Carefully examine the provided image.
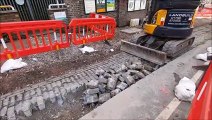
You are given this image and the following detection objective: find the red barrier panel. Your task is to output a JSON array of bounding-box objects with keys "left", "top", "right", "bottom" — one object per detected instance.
[
  {"left": 69, "top": 13, "right": 116, "bottom": 45},
  {"left": 196, "top": 7, "right": 212, "bottom": 18},
  {"left": 188, "top": 61, "right": 212, "bottom": 120},
  {"left": 0, "top": 20, "right": 69, "bottom": 61}
]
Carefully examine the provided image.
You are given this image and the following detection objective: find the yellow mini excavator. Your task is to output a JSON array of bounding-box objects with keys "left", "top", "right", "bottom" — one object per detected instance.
[{"left": 121, "top": 0, "right": 201, "bottom": 65}]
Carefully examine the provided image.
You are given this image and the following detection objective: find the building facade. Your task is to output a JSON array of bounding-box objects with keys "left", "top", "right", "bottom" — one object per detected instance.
[{"left": 64, "top": 0, "right": 148, "bottom": 27}]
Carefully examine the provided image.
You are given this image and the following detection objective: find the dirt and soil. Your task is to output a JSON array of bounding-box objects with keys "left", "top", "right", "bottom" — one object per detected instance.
[
  {"left": 0, "top": 19, "right": 210, "bottom": 95},
  {"left": 0, "top": 26, "right": 138, "bottom": 95}
]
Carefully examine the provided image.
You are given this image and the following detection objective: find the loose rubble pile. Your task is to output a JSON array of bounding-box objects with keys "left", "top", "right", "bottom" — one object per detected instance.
[{"left": 83, "top": 57, "right": 155, "bottom": 105}]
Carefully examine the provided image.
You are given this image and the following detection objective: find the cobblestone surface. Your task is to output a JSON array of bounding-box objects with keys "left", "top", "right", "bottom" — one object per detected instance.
[{"left": 0, "top": 52, "right": 134, "bottom": 119}]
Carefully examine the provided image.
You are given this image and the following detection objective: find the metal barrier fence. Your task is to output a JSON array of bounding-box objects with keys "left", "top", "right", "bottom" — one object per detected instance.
[
  {"left": 0, "top": 0, "right": 64, "bottom": 21},
  {"left": 0, "top": 13, "right": 116, "bottom": 61},
  {"left": 69, "top": 13, "right": 116, "bottom": 45},
  {"left": 0, "top": 20, "right": 69, "bottom": 61}
]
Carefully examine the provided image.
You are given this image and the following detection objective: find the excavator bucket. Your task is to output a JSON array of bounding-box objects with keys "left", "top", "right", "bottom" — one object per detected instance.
[{"left": 121, "top": 40, "right": 167, "bottom": 65}]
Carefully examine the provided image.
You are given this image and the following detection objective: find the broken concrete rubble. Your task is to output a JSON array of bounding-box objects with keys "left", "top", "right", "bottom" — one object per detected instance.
[
  {"left": 98, "top": 76, "right": 108, "bottom": 84},
  {"left": 83, "top": 57, "right": 155, "bottom": 105},
  {"left": 122, "top": 74, "right": 135, "bottom": 85},
  {"left": 95, "top": 69, "right": 105, "bottom": 76},
  {"left": 98, "top": 93, "right": 111, "bottom": 103},
  {"left": 83, "top": 94, "right": 99, "bottom": 105},
  {"left": 87, "top": 80, "right": 99, "bottom": 89},
  {"left": 107, "top": 77, "right": 118, "bottom": 90},
  {"left": 84, "top": 88, "right": 100, "bottom": 95},
  {"left": 111, "top": 89, "right": 121, "bottom": 97},
  {"left": 116, "top": 82, "right": 128, "bottom": 90}
]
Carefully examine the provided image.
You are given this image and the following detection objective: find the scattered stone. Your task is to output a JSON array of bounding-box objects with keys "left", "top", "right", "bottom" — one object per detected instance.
[
  {"left": 30, "top": 96, "right": 37, "bottom": 109},
  {"left": 118, "top": 75, "right": 125, "bottom": 82},
  {"left": 51, "top": 82, "right": 57, "bottom": 88},
  {"left": 56, "top": 95, "right": 64, "bottom": 106},
  {"left": 116, "top": 82, "right": 128, "bottom": 90},
  {"left": 7, "top": 106, "right": 16, "bottom": 120},
  {"left": 83, "top": 94, "right": 98, "bottom": 105},
  {"left": 24, "top": 91, "right": 31, "bottom": 100},
  {"left": 0, "top": 106, "right": 7, "bottom": 117},
  {"left": 54, "top": 87, "right": 61, "bottom": 97},
  {"left": 87, "top": 80, "right": 99, "bottom": 89},
  {"left": 30, "top": 89, "right": 36, "bottom": 96},
  {"left": 103, "top": 72, "right": 112, "bottom": 78},
  {"left": 95, "top": 69, "right": 105, "bottom": 76},
  {"left": 40, "top": 86, "right": 47, "bottom": 92},
  {"left": 46, "top": 84, "right": 53, "bottom": 91},
  {"left": 3, "top": 97, "right": 9, "bottom": 106},
  {"left": 107, "top": 77, "right": 117, "bottom": 90},
  {"left": 22, "top": 100, "right": 32, "bottom": 117},
  {"left": 0, "top": 100, "right": 2, "bottom": 109},
  {"left": 98, "top": 93, "right": 111, "bottom": 103},
  {"left": 70, "top": 83, "right": 79, "bottom": 93},
  {"left": 98, "top": 84, "right": 106, "bottom": 93},
  {"left": 122, "top": 74, "right": 135, "bottom": 85},
  {"left": 43, "top": 92, "right": 49, "bottom": 101},
  {"left": 9, "top": 96, "right": 15, "bottom": 107},
  {"left": 37, "top": 96, "right": 45, "bottom": 110},
  {"left": 143, "top": 64, "right": 154, "bottom": 72},
  {"left": 98, "top": 76, "right": 108, "bottom": 84},
  {"left": 121, "top": 64, "right": 128, "bottom": 71},
  {"left": 108, "top": 69, "right": 116, "bottom": 74},
  {"left": 84, "top": 88, "right": 100, "bottom": 95},
  {"left": 142, "top": 69, "right": 151, "bottom": 76},
  {"left": 64, "top": 83, "right": 71, "bottom": 93},
  {"left": 56, "top": 81, "right": 62, "bottom": 87},
  {"left": 36, "top": 88, "right": 42, "bottom": 96},
  {"left": 49, "top": 91, "right": 56, "bottom": 103},
  {"left": 60, "top": 87, "right": 67, "bottom": 99},
  {"left": 15, "top": 102, "right": 22, "bottom": 115},
  {"left": 16, "top": 94, "right": 23, "bottom": 102},
  {"left": 111, "top": 89, "right": 121, "bottom": 97},
  {"left": 128, "top": 70, "right": 145, "bottom": 79}
]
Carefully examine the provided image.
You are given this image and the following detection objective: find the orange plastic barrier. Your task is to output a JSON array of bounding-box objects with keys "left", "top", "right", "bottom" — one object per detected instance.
[
  {"left": 69, "top": 13, "right": 116, "bottom": 45},
  {"left": 0, "top": 14, "right": 116, "bottom": 61},
  {"left": 188, "top": 61, "right": 212, "bottom": 120},
  {"left": 0, "top": 20, "right": 69, "bottom": 61},
  {"left": 196, "top": 7, "right": 212, "bottom": 18}
]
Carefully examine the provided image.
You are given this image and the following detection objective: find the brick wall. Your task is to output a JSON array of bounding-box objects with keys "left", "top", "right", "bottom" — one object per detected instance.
[
  {"left": 64, "top": 0, "right": 148, "bottom": 27},
  {"left": 0, "top": 10, "right": 21, "bottom": 22}
]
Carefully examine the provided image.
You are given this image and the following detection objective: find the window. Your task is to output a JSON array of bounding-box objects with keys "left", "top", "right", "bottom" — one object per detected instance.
[
  {"left": 84, "top": 0, "right": 116, "bottom": 14},
  {"left": 128, "top": 0, "right": 146, "bottom": 11}
]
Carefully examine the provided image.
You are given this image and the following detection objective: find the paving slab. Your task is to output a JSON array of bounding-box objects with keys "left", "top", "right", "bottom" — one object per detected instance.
[
  {"left": 80, "top": 40, "right": 211, "bottom": 119},
  {"left": 120, "top": 28, "right": 142, "bottom": 34}
]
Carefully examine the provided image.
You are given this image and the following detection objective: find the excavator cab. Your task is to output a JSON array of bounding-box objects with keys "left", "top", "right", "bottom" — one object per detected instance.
[
  {"left": 144, "top": 0, "right": 200, "bottom": 38},
  {"left": 121, "top": 0, "right": 201, "bottom": 65}
]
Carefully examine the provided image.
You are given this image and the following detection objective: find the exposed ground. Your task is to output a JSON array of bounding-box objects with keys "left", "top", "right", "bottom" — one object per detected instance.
[{"left": 0, "top": 18, "right": 211, "bottom": 120}]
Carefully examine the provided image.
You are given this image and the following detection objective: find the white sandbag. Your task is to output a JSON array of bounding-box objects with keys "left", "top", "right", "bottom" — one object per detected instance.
[
  {"left": 175, "top": 77, "right": 196, "bottom": 102},
  {"left": 195, "top": 53, "right": 208, "bottom": 61},
  {"left": 79, "top": 46, "right": 96, "bottom": 54},
  {"left": 1, "top": 58, "right": 27, "bottom": 73},
  {"left": 207, "top": 47, "right": 212, "bottom": 53}
]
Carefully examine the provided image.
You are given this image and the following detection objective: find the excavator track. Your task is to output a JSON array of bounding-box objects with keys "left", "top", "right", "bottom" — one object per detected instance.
[
  {"left": 162, "top": 37, "right": 195, "bottom": 58},
  {"left": 121, "top": 35, "right": 195, "bottom": 65}
]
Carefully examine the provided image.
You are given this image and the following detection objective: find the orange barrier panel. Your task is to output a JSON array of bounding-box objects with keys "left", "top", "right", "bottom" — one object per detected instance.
[
  {"left": 69, "top": 13, "right": 116, "bottom": 45},
  {"left": 188, "top": 61, "right": 212, "bottom": 120},
  {"left": 0, "top": 20, "right": 69, "bottom": 61},
  {"left": 196, "top": 7, "right": 212, "bottom": 18}
]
